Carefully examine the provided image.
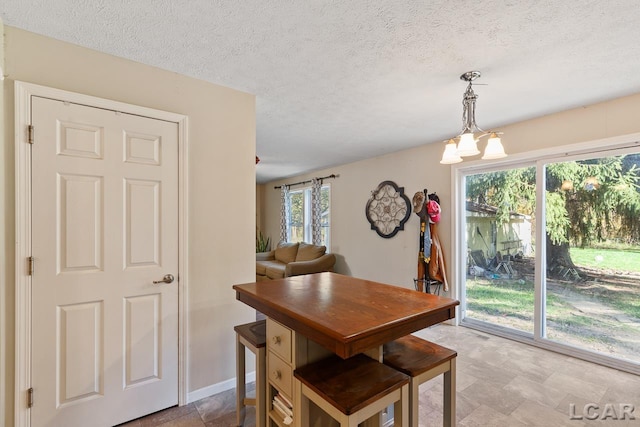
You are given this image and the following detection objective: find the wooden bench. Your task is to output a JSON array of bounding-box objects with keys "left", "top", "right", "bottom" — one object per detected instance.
[
  {"left": 234, "top": 320, "right": 267, "bottom": 427},
  {"left": 383, "top": 335, "right": 457, "bottom": 427},
  {"left": 294, "top": 353, "right": 410, "bottom": 426}
]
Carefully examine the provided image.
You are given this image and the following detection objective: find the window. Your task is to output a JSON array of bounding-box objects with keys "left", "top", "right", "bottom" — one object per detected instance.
[
  {"left": 287, "top": 184, "right": 331, "bottom": 248},
  {"left": 457, "top": 139, "right": 640, "bottom": 374}
]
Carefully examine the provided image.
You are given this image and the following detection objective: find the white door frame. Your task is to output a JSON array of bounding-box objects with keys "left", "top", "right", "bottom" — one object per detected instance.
[{"left": 14, "top": 81, "right": 189, "bottom": 427}]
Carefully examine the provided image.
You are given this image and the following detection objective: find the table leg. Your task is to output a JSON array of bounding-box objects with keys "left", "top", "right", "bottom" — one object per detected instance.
[{"left": 236, "top": 336, "right": 246, "bottom": 426}]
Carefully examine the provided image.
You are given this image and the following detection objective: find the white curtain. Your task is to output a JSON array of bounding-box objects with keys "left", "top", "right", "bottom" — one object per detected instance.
[
  {"left": 311, "top": 178, "right": 322, "bottom": 245},
  {"left": 279, "top": 185, "right": 290, "bottom": 243}
]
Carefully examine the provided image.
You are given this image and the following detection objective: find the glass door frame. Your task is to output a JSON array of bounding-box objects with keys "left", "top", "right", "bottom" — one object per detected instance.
[{"left": 452, "top": 132, "right": 640, "bottom": 376}]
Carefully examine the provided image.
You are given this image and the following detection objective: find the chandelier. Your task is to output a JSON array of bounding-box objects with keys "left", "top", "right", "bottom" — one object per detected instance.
[{"left": 440, "top": 71, "right": 507, "bottom": 164}]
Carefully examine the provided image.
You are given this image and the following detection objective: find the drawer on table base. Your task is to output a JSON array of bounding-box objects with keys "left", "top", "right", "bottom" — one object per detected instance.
[
  {"left": 267, "top": 319, "right": 292, "bottom": 362},
  {"left": 268, "top": 352, "right": 293, "bottom": 399}
]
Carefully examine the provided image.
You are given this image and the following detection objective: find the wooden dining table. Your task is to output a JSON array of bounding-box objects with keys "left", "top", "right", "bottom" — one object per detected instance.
[
  {"left": 233, "top": 272, "right": 459, "bottom": 426},
  {"left": 234, "top": 272, "right": 459, "bottom": 358}
]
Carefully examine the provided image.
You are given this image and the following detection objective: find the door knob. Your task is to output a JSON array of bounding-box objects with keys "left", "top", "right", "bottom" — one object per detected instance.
[{"left": 153, "top": 274, "right": 175, "bottom": 284}]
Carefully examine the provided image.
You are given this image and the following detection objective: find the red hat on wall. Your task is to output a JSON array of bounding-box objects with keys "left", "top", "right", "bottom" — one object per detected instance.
[{"left": 427, "top": 200, "right": 441, "bottom": 223}]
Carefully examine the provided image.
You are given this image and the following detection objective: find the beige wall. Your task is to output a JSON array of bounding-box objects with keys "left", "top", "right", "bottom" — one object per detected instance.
[
  {"left": 258, "top": 91, "right": 640, "bottom": 293},
  {"left": 260, "top": 142, "right": 453, "bottom": 288},
  {"left": 1, "top": 18, "right": 8, "bottom": 427},
  {"left": 2, "top": 26, "right": 256, "bottom": 425}
]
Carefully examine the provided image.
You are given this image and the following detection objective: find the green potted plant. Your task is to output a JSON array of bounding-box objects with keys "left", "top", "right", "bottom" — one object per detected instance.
[{"left": 256, "top": 230, "right": 271, "bottom": 253}]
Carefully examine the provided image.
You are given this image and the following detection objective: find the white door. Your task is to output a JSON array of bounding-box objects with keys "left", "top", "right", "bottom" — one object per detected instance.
[{"left": 30, "top": 96, "right": 179, "bottom": 427}]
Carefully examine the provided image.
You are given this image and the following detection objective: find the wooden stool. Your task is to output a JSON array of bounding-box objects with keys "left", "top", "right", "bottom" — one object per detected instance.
[
  {"left": 234, "top": 320, "right": 267, "bottom": 427},
  {"left": 294, "top": 353, "right": 409, "bottom": 427},
  {"left": 383, "top": 335, "right": 457, "bottom": 427}
]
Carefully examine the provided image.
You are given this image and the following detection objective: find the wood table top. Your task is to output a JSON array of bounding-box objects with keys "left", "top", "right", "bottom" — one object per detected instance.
[{"left": 233, "top": 272, "right": 459, "bottom": 358}]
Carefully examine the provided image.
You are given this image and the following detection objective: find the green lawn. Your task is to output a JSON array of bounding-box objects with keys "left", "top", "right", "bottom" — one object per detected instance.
[
  {"left": 466, "top": 277, "right": 640, "bottom": 359},
  {"left": 569, "top": 247, "right": 640, "bottom": 318},
  {"left": 465, "top": 279, "right": 575, "bottom": 323},
  {"left": 466, "top": 279, "right": 536, "bottom": 332},
  {"left": 570, "top": 247, "right": 640, "bottom": 273},
  {"left": 467, "top": 276, "right": 640, "bottom": 321},
  {"left": 466, "top": 280, "right": 534, "bottom": 320},
  {"left": 467, "top": 245, "right": 640, "bottom": 324}
]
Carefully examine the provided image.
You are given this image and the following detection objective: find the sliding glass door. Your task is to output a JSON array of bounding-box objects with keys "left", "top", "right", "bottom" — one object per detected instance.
[
  {"left": 460, "top": 144, "right": 640, "bottom": 372},
  {"left": 464, "top": 166, "right": 536, "bottom": 334},
  {"left": 544, "top": 153, "right": 640, "bottom": 364}
]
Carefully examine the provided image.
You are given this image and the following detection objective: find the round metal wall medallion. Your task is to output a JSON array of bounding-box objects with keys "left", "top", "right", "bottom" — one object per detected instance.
[{"left": 365, "top": 181, "right": 412, "bottom": 238}]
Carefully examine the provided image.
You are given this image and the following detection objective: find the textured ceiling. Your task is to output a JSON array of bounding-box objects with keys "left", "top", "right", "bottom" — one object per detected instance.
[{"left": 3, "top": 1, "right": 640, "bottom": 183}]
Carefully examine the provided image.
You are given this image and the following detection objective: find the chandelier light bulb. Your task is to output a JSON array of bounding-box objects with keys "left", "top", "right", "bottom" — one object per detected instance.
[
  {"left": 481, "top": 133, "right": 507, "bottom": 160},
  {"left": 457, "top": 132, "right": 480, "bottom": 156},
  {"left": 440, "top": 139, "right": 463, "bottom": 164}
]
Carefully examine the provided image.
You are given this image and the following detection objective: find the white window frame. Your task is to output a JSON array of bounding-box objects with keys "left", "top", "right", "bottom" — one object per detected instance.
[{"left": 286, "top": 183, "right": 331, "bottom": 248}]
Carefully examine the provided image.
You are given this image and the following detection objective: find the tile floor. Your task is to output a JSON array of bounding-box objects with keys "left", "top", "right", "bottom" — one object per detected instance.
[{"left": 121, "top": 324, "right": 640, "bottom": 426}]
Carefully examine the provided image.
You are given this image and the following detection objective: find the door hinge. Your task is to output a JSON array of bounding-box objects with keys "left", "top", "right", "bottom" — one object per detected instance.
[
  {"left": 27, "top": 387, "right": 34, "bottom": 408},
  {"left": 28, "top": 125, "right": 34, "bottom": 144},
  {"left": 28, "top": 256, "right": 35, "bottom": 276}
]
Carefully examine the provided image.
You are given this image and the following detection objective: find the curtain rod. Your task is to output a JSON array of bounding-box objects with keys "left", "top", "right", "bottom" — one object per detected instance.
[{"left": 274, "top": 174, "right": 339, "bottom": 189}]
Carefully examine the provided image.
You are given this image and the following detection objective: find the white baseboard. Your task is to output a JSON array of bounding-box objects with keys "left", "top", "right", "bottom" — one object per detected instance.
[{"left": 186, "top": 371, "right": 256, "bottom": 404}]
